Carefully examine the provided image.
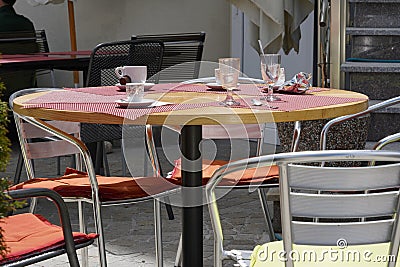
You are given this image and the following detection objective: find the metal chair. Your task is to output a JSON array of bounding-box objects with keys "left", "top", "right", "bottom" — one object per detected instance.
[
  {"left": 80, "top": 39, "right": 164, "bottom": 176},
  {"left": 320, "top": 96, "right": 400, "bottom": 152},
  {"left": 1, "top": 188, "right": 97, "bottom": 267},
  {"left": 9, "top": 88, "right": 179, "bottom": 267},
  {"left": 146, "top": 123, "right": 280, "bottom": 266},
  {"left": 131, "top": 32, "right": 205, "bottom": 82},
  {"left": 206, "top": 150, "right": 400, "bottom": 267},
  {"left": 34, "top": 29, "right": 56, "bottom": 87}
]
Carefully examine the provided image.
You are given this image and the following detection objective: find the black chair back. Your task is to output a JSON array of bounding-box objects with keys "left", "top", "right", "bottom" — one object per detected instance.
[
  {"left": 131, "top": 32, "right": 205, "bottom": 82},
  {"left": 86, "top": 39, "right": 164, "bottom": 86}
]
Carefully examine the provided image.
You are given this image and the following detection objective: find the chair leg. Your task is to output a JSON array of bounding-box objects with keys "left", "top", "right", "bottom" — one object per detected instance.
[
  {"left": 174, "top": 234, "right": 182, "bottom": 267},
  {"left": 92, "top": 201, "right": 107, "bottom": 267},
  {"left": 102, "top": 142, "right": 110, "bottom": 177},
  {"left": 78, "top": 200, "right": 89, "bottom": 267},
  {"left": 57, "top": 156, "right": 61, "bottom": 175},
  {"left": 14, "top": 152, "right": 24, "bottom": 185},
  {"left": 121, "top": 147, "right": 127, "bottom": 176},
  {"left": 257, "top": 188, "right": 276, "bottom": 241},
  {"left": 154, "top": 199, "right": 163, "bottom": 267}
]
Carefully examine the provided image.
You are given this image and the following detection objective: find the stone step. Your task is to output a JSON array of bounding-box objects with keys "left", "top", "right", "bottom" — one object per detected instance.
[
  {"left": 347, "top": 27, "right": 400, "bottom": 35},
  {"left": 342, "top": 61, "right": 400, "bottom": 72},
  {"left": 341, "top": 62, "right": 400, "bottom": 99},
  {"left": 367, "top": 100, "right": 400, "bottom": 141},
  {"left": 346, "top": 27, "right": 400, "bottom": 59},
  {"left": 349, "top": 0, "right": 400, "bottom": 3},
  {"left": 350, "top": 2, "right": 400, "bottom": 27}
]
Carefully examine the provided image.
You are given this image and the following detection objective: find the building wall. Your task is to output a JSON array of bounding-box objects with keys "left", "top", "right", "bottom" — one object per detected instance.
[{"left": 14, "top": 0, "right": 231, "bottom": 87}]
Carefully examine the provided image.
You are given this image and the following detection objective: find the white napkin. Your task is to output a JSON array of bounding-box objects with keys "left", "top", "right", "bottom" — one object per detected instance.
[{"left": 149, "top": 101, "right": 173, "bottom": 107}]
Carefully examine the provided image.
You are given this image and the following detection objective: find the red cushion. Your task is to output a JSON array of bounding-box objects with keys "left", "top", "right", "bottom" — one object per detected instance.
[
  {"left": 0, "top": 213, "right": 98, "bottom": 264},
  {"left": 9, "top": 168, "right": 177, "bottom": 201},
  {"left": 169, "top": 159, "right": 279, "bottom": 186}
]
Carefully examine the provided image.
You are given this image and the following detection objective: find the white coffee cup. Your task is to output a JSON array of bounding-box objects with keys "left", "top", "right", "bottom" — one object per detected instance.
[
  {"left": 115, "top": 66, "right": 147, "bottom": 83},
  {"left": 126, "top": 83, "right": 145, "bottom": 102}
]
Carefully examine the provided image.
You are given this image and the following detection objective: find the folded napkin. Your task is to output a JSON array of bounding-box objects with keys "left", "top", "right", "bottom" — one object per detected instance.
[
  {"left": 274, "top": 72, "right": 312, "bottom": 94},
  {"left": 149, "top": 101, "right": 172, "bottom": 107}
]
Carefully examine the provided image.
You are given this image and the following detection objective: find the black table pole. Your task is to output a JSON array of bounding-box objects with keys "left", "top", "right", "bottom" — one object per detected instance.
[{"left": 181, "top": 125, "right": 203, "bottom": 266}]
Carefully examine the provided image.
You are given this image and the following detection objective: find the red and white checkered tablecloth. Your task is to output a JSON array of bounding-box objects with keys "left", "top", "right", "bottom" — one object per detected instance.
[{"left": 23, "top": 89, "right": 365, "bottom": 122}]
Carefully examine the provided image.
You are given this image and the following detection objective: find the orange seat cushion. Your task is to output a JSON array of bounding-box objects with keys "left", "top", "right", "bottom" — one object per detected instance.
[
  {"left": 0, "top": 213, "right": 98, "bottom": 264},
  {"left": 169, "top": 159, "right": 279, "bottom": 186},
  {"left": 9, "top": 168, "right": 177, "bottom": 201}
]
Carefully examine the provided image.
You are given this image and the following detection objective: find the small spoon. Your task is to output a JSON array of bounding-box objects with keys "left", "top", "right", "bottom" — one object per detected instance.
[
  {"left": 251, "top": 99, "right": 263, "bottom": 106},
  {"left": 251, "top": 99, "right": 279, "bottom": 109}
]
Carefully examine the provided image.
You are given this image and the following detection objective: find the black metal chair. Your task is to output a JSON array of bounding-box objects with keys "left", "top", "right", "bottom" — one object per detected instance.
[
  {"left": 13, "top": 30, "right": 64, "bottom": 185},
  {"left": 80, "top": 40, "right": 164, "bottom": 176},
  {"left": 34, "top": 29, "right": 56, "bottom": 86},
  {"left": 130, "top": 32, "right": 206, "bottom": 176},
  {"left": 131, "top": 32, "right": 206, "bottom": 82},
  {"left": 1, "top": 188, "right": 97, "bottom": 267}
]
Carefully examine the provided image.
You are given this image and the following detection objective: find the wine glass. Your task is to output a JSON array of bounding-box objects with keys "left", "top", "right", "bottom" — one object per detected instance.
[
  {"left": 218, "top": 58, "right": 240, "bottom": 106},
  {"left": 260, "top": 54, "right": 281, "bottom": 102}
]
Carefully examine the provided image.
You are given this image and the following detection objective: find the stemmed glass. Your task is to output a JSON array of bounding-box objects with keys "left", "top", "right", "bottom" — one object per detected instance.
[
  {"left": 218, "top": 58, "right": 240, "bottom": 106},
  {"left": 260, "top": 54, "right": 281, "bottom": 102}
]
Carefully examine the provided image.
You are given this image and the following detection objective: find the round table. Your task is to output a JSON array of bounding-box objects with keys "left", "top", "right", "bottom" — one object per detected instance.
[{"left": 13, "top": 88, "right": 368, "bottom": 267}]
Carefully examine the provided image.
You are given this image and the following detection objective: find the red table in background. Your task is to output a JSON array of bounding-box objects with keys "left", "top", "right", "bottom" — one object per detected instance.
[{"left": 0, "top": 51, "right": 91, "bottom": 82}]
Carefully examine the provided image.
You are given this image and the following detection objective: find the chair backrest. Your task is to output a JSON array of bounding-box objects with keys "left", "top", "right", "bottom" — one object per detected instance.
[
  {"left": 207, "top": 150, "right": 400, "bottom": 267},
  {"left": 0, "top": 31, "right": 39, "bottom": 100},
  {"left": 15, "top": 117, "right": 81, "bottom": 178},
  {"left": 35, "top": 29, "right": 50, "bottom": 53},
  {"left": 276, "top": 150, "right": 400, "bottom": 267},
  {"left": 0, "top": 30, "right": 38, "bottom": 54},
  {"left": 11, "top": 90, "right": 82, "bottom": 179},
  {"left": 86, "top": 39, "right": 164, "bottom": 86},
  {"left": 131, "top": 32, "right": 205, "bottom": 82}
]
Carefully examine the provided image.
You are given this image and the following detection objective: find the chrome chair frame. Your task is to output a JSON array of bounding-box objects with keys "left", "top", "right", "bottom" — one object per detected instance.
[
  {"left": 206, "top": 150, "right": 400, "bottom": 267},
  {"left": 320, "top": 96, "right": 400, "bottom": 151},
  {"left": 10, "top": 88, "right": 180, "bottom": 267},
  {"left": 146, "top": 123, "right": 283, "bottom": 266},
  {"left": 374, "top": 132, "right": 400, "bottom": 151}
]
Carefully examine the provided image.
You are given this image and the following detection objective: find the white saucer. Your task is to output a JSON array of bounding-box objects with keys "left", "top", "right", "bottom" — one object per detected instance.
[
  {"left": 115, "top": 83, "right": 155, "bottom": 91},
  {"left": 206, "top": 83, "right": 240, "bottom": 90},
  {"left": 115, "top": 98, "right": 155, "bottom": 108}
]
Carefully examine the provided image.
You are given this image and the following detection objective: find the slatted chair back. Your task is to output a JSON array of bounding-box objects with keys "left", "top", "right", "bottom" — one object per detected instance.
[
  {"left": 15, "top": 116, "right": 81, "bottom": 179},
  {"left": 206, "top": 150, "right": 400, "bottom": 267},
  {"left": 35, "top": 29, "right": 50, "bottom": 53},
  {"left": 277, "top": 150, "right": 400, "bottom": 267},
  {"left": 131, "top": 32, "right": 205, "bottom": 82}
]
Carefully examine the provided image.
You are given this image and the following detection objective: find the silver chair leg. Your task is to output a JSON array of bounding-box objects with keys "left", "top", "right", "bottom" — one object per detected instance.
[
  {"left": 154, "top": 199, "right": 163, "bottom": 267},
  {"left": 257, "top": 188, "right": 276, "bottom": 241},
  {"left": 174, "top": 234, "right": 182, "bottom": 267},
  {"left": 102, "top": 142, "right": 110, "bottom": 177},
  {"left": 78, "top": 200, "right": 89, "bottom": 267},
  {"left": 92, "top": 201, "right": 107, "bottom": 267}
]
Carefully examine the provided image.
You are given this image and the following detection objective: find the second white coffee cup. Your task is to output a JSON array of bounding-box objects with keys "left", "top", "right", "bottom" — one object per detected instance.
[
  {"left": 126, "top": 83, "right": 145, "bottom": 102},
  {"left": 115, "top": 66, "right": 147, "bottom": 83}
]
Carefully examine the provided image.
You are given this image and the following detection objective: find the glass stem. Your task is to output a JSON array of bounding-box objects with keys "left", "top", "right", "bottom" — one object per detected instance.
[
  {"left": 225, "top": 89, "right": 234, "bottom": 102},
  {"left": 268, "top": 84, "right": 273, "bottom": 97}
]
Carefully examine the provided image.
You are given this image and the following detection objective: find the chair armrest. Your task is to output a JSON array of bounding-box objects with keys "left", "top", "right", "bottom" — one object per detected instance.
[
  {"left": 320, "top": 96, "right": 400, "bottom": 150},
  {"left": 373, "top": 132, "right": 400, "bottom": 151},
  {"left": 7, "top": 188, "right": 80, "bottom": 266}
]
